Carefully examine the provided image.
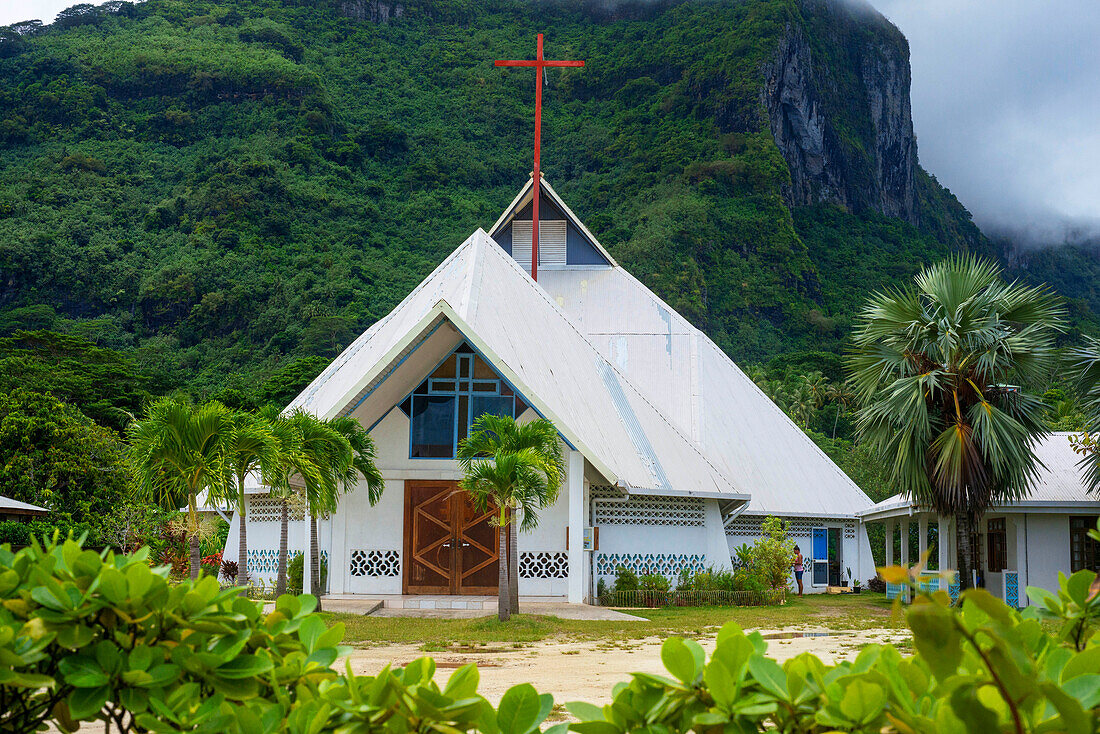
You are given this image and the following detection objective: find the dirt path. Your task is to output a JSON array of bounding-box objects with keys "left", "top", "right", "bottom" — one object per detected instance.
[{"left": 343, "top": 627, "right": 910, "bottom": 706}]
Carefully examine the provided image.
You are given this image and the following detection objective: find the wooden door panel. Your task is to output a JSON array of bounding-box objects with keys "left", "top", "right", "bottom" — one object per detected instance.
[
  {"left": 404, "top": 482, "right": 456, "bottom": 594},
  {"left": 457, "top": 495, "right": 499, "bottom": 594},
  {"left": 403, "top": 481, "right": 499, "bottom": 595}
]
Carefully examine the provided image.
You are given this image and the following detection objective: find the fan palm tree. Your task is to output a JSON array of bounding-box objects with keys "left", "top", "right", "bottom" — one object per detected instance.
[
  {"left": 1065, "top": 336, "right": 1100, "bottom": 486},
  {"left": 458, "top": 415, "right": 564, "bottom": 621},
  {"left": 848, "top": 256, "right": 1064, "bottom": 591},
  {"left": 216, "top": 409, "right": 281, "bottom": 588},
  {"left": 128, "top": 397, "right": 230, "bottom": 580}
]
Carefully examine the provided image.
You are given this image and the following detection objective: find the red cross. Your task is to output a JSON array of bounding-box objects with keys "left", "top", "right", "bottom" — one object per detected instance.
[{"left": 496, "top": 34, "right": 584, "bottom": 281}]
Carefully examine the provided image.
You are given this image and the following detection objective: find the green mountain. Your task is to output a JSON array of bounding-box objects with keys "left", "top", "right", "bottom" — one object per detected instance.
[{"left": 0, "top": 0, "right": 1056, "bottom": 398}]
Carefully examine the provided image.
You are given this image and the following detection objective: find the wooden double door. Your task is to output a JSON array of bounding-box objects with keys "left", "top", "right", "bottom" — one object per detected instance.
[{"left": 403, "top": 481, "right": 499, "bottom": 594}]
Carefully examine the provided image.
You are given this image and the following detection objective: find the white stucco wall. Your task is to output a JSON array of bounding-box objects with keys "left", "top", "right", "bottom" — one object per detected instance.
[
  {"left": 1023, "top": 513, "right": 1072, "bottom": 595},
  {"left": 725, "top": 515, "right": 873, "bottom": 595}
]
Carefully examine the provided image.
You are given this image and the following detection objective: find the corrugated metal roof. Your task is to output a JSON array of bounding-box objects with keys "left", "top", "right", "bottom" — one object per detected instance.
[
  {"left": 539, "top": 265, "right": 874, "bottom": 517},
  {"left": 0, "top": 495, "right": 48, "bottom": 514},
  {"left": 859, "top": 432, "right": 1100, "bottom": 518},
  {"left": 288, "top": 230, "right": 748, "bottom": 502}
]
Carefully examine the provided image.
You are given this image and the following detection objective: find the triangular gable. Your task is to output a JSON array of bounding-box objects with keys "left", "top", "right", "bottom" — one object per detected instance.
[
  {"left": 287, "top": 229, "right": 747, "bottom": 503},
  {"left": 488, "top": 177, "right": 616, "bottom": 268}
]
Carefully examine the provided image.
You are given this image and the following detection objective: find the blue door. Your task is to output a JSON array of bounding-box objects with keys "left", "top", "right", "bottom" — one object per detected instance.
[{"left": 811, "top": 527, "right": 829, "bottom": 586}]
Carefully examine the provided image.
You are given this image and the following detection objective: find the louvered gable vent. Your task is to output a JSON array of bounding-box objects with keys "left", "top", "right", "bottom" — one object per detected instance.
[{"left": 511, "top": 220, "right": 567, "bottom": 274}]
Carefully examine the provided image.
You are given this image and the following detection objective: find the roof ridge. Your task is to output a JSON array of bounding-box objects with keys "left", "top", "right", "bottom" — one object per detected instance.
[{"left": 478, "top": 240, "right": 746, "bottom": 495}]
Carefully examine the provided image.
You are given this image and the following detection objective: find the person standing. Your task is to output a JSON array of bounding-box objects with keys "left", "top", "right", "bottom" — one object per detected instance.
[{"left": 793, "top": 545, "right": 804, "bottom": 597}]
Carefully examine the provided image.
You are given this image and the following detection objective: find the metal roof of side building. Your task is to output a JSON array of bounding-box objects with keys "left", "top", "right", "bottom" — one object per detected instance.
[
  {"left": 859, "top": 432, "right": 1100, "bottom": 520},
  {"left": 0, "top": 495, "right": 49, "bottom": 515}
]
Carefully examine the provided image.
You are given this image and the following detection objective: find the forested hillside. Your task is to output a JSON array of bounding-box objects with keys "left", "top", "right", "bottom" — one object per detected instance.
[{"left": 0, "top": 0, "right": 1090, "bottom": 403}]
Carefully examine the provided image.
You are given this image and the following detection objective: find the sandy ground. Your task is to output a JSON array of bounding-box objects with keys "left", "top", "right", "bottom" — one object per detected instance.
[{"left": 343, "top": 627, "right": 911, "bottom": 707}]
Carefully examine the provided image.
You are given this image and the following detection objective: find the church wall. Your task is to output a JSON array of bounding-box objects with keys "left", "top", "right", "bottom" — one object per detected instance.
[
  {"left": 223, "top": 497, "right": 308, "bottom": 589},
  {"left": 322, "top": 404, "right": 579, "bottom": 597},
  {"left": 725, "top": 514, "right": 869, "bottom": 595}
]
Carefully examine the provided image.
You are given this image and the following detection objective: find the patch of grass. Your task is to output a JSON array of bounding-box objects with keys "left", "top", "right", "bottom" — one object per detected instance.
[{"left": 331, "top": 593, "right": 900, "bottom": 647}]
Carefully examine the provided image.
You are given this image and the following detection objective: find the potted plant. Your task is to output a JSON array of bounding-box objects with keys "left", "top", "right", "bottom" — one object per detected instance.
[
  {"left": 845, "top": 566, "right": 855, "bottom": 592},
  {"left": 852, "top": 577, "right": 862, "bottom": 594}
]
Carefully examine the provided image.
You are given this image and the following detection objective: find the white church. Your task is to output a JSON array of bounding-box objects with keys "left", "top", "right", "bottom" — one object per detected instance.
[{"left": 222, "top": 177, "right": 877, "bottom": 605}]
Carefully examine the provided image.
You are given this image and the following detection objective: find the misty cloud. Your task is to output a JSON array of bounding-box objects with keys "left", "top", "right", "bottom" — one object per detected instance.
[{"left": 869, "top": 0, "right": 1100, "bottom": 244}]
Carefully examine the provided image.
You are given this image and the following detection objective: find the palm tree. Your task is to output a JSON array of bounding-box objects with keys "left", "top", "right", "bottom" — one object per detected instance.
[
  {"left": 261, "top": 410, "right": 383, "bottom": 608},
  {"left": 848, "top": 256, "right": 1064, "bottom": 591},
  {"left": 1065, "top": 336, "right": 1100, "bottom": 486},
  {"left": 216, "top": 409, "right": 280, "bottom": 588},
  {"left": 825, "top": 380, "right": 857, "bottom": 438},
  {"left": 458, "top": 414, "right": 564, "bottom": 621},
  {"left": 128, "top": 397, "right": 230, "bottom": 580}
]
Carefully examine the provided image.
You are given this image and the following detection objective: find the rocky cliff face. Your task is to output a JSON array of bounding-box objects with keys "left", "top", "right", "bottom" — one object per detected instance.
[{"left": 763, "top": 0, "right": 917, "bottom": 224}]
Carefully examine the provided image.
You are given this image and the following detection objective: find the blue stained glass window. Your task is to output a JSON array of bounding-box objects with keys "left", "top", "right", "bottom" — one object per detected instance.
[
  {"left": 410, "top": 395, "right": 456, "bottom": 457},
  {"left": 407, "top": 344, "right": 538, "bottom": 458}
]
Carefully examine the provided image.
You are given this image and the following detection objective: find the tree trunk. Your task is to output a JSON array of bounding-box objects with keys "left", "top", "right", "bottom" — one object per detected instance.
[
  {"left": 508, "top": 510, "right": 519, "bottom": 616},
  {"left": 188, "top": 495, "right": 201, "bottom": 581},
  {"left": 189, "top": 533, "right": 201, "bottom": 581},
  {"left": 237, "top": 479, "right": 248, "bottom": 589},
  {"left": 497, "top": 513, "right": 510, "bottom": 622},
  {"left": 276, "top": 499, "right": 288, "bottom": 597},
  {"left": 310, "top": 513, "right": 322, "bottom": 612},
  {"left": 956, "top": 510, "right": 975, "bottom": 592}
]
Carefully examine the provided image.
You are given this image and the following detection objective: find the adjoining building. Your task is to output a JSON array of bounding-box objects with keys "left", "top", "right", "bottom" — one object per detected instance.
[
  {"left": 860, "top": 432, "right": 1100, "bottom": 607},
  {"left": 0, "top": 495, "right": 48, "bottom": 524},
  {"left": 223, "top": 179, "right": 877, "bottom": 602}
]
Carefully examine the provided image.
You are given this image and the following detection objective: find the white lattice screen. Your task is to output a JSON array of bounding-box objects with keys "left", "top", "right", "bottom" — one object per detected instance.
[
  {"left": 519, "top": 552, "right": 568, "bottom": 579},
  {"left": 595, "top": 553, "right": 706, "bottom": 578},
  {"left": 248, "top": 497, "right": 304, "bottom": 523},
  {"left": 594, "top": 495, "right": 705, "bottom": 527},
  {"left": 350, "top": 550, "right": 400, "bottom": 577},
  {"left": 725, "top": 515, "right": 857, "bottom": 539}
]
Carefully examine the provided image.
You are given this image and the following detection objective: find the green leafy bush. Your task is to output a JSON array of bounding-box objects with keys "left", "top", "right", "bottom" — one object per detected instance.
[
  {"left": 4, "top": 534, "right": 1100, "bottom": 732},
  {"left": 0, "top": 535, "right": 347, "bottom": 732},
  {"left": 287, "top": 551, "right": 327, "bottom": 595},
  {"left": 612, "top": 565, "right": 639, "bottom": 593}
]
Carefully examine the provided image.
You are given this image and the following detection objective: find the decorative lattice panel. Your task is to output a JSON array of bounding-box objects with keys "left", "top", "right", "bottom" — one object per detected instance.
[
  {"left": 248, "top": 497, "right": 304, "bottom": 523},
  {"left": 594, "top": 495, "right": 705, "bottom": 527},
  {"left": 725, "top": 516, "right": 858, "bottom": 539},
  {"left": 1005, "top": 571, "right": 1019, "bottom": 608},
  {"left": 245, "top": 548, "right": 326, "bottom": 575},
  {"left": 247, "top": 549, "right": 279, "bottom": 573},
  {"left": 519, "top": 552, "right": 568, "bottom": 579},
  {"left": 596, "top": 553, "right": 706, "bottom": 578},
  {"left": 350, "top": 550, "right": 400, "bottom": 577}
]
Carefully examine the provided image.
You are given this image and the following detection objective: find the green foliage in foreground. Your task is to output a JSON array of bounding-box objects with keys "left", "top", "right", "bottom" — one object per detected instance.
[{"left": 3, "top": 536, "right": 1100, "bottom": 732}]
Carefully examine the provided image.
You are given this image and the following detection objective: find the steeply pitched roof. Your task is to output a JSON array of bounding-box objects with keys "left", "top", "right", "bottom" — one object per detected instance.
[
  {"left": 538, "top": 265, "right": 874, "bottom": 517},
  {"left": 288, "top": 229, "right": 748, "bottom": 502}
]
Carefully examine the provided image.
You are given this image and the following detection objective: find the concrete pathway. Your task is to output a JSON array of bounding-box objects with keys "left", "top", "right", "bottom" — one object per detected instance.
[{"left": 312, "top": 595, "right": 642, "bottom": 621}]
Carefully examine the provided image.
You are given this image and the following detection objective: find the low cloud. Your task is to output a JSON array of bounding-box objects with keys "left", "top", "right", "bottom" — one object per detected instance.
[{"left": 869, "top": 0, "right": 1100, "bottom": 247}]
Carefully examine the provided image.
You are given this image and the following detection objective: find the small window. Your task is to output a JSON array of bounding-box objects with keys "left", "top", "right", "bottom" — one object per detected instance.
[
  {"left": 987, "top": 518, "right": 1007, "bottom": 572},
  {"left": 1070, "top": 516, "right": 1100, "bottom": 573}
]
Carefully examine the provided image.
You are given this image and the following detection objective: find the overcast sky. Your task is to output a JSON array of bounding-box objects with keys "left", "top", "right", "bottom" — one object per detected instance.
[
  {"left": 866, "top": 0, "right": 1100, "bottom": 242},
  {"left": 4, "top": 0, "right": 1098, "bottom": 242}
]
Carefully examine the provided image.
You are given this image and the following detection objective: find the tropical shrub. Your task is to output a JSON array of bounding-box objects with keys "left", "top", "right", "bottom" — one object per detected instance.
[
  {"left": 287, "top": 551, "right": 327, "bottom": 595},
  {"left": 612, "top": 565, "right": 640, "bottom": 593},
  {"left": 4, "top": 533, "right": 1100, "bottom": 732},
  {"left": 639, "top": 573, "right": 672, "bottom": 592},
  {"left": 0, "top": 535, "right": 347, "bottom": 733},
  {"left": 752, "top": 516, "right": 797, "bottom": 590}
]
